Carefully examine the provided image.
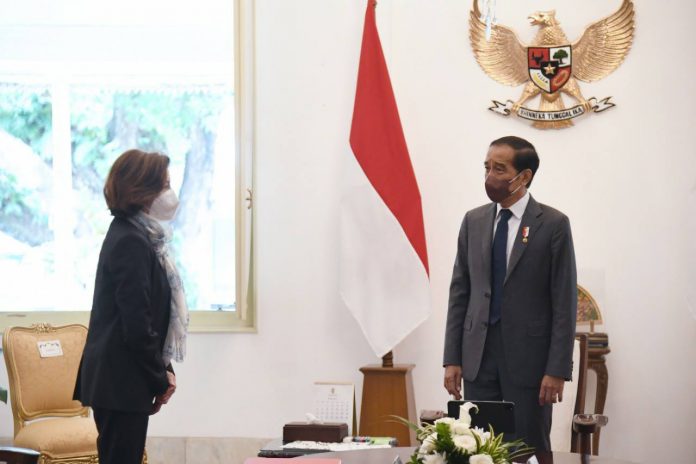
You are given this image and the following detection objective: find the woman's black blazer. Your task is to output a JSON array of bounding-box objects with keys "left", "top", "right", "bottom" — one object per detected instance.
[{"left": 74, "top": 216, "right": 171, "bottom": 413}]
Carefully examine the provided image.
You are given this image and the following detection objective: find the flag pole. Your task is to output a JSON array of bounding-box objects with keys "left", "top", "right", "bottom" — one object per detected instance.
[
  {"left": 348, "top": 0, "right": 426, "bottom": 446},
  {"left": 382, "top": 350, "right": 393, "bottom": 368}
]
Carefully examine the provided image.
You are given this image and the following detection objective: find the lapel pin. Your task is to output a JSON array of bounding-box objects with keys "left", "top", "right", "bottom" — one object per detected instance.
[{"left": 522, "top": 226, "right": 530, "bottom": 243}]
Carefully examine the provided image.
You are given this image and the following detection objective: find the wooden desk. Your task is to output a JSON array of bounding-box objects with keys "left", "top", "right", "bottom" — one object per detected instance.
[
  {"left": 258, "top": 439, "right": 394, "bottom": 459},
  {"left": 301, "top": 447, "right": 638, "bottom": 464}
]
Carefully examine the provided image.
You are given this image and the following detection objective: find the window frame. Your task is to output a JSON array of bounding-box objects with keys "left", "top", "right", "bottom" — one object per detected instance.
[{"left": 0, "top": 0, "right": 256, "bottom": 333}]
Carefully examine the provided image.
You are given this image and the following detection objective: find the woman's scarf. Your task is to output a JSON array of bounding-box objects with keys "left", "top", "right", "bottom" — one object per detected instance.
[{"left": 129, "top": 212, "right": 189, "bottom": 365}]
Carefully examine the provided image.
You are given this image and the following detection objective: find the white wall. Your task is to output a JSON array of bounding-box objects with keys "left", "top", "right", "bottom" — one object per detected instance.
[{"left": 1, "top": 1, "right": 695, "bottom": 463}]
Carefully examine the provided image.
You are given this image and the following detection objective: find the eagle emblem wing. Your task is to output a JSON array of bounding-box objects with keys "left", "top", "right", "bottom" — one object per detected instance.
[
  {"left": 469, "top": 1, "right": 528, "bottom": 86},
  {"left": 572, "top": 0, "right": 635, "bottom": 82}
]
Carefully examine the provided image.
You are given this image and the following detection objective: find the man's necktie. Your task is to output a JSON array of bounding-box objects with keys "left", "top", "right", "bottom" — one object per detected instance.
[{"left": 489, "top": 209, "right": 512, "bottom": 325}]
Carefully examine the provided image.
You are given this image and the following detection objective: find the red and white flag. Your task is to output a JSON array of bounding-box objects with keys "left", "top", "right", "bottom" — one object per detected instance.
[{"left": 340, "top": 0, "right": 430, "bottom": 358}]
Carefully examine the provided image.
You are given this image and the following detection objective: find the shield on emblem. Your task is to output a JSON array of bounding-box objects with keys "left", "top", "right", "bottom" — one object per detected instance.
[{"left": 528, "top": 46, "right": 572, "bottom": 93}]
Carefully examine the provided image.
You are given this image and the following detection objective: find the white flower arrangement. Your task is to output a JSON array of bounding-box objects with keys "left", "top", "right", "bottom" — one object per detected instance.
[{"left": 398, "top": 402, "right": 531, "bottom": 464}]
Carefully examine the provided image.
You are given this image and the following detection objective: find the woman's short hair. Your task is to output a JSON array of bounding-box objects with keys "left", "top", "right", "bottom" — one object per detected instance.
[{"left": 104, "top": 149, "right": 170, "bottom": 217}]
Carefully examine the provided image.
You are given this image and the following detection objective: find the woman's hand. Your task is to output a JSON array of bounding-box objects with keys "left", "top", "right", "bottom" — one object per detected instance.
[{"left": 151, "top": 372, "right": 176, "bottom": 415}]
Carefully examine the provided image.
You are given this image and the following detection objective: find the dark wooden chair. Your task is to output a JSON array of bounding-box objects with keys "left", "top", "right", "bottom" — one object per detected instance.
[
  {"left": 574, "top": 413, "right": 609, "bottom": 454},
  {"left": 551, "top": 333, "right": 608, "bottom": 453}
]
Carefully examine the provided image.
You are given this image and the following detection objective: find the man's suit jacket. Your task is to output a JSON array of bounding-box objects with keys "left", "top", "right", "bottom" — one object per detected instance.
[
  {"left": 443, "top": 195, "right": 577, "bottom": 388},
  {"left": 74, "top": 216, "right": 171, "bottom": 413}
]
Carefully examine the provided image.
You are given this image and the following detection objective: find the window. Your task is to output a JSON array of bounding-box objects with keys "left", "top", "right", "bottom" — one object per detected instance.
[{"left": 0, "top": 0, "right": 255, "bottom": 331}]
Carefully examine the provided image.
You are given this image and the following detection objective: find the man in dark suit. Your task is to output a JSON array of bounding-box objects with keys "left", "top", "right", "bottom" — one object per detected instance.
[{"left": 443, "top": 136, "right": 577, "bottom": 451}]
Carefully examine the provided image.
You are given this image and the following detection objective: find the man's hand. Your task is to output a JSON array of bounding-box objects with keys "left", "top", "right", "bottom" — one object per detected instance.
[
  {"left": 444, "top": 365, "right": 463, "bottom": 400},
  {"left": 539, "top": 375, "right": 565, "bottom": 405}
]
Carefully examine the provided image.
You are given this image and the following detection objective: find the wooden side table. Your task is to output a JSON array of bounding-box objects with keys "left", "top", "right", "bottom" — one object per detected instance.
[{"left": 584, "top": 332, "right": 610, "bottom": 455}]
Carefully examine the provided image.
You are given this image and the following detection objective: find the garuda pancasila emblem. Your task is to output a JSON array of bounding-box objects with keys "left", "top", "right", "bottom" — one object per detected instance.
[{"left": 470, "top": 0, "right": 635, "bottom": 129}]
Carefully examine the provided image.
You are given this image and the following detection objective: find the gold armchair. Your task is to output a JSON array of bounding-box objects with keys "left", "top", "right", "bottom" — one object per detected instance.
[{"left": 2, "top": 323, "right": 98, "bottom": 464}]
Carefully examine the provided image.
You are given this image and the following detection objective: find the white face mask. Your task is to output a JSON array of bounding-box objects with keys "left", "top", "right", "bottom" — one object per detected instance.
[{"left": 149, "top": 188, "right": 179, "bottom": 221}]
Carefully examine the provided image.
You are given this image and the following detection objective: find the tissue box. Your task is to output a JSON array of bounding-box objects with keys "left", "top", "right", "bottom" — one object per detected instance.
[{"left": 282, "top": 422, "right": 349, "bottom": 443}]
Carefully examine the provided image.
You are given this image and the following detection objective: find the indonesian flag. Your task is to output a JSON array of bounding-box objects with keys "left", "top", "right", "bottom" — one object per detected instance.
[{"left": 340, "top": 0, "right": 430, "bottom": 358}]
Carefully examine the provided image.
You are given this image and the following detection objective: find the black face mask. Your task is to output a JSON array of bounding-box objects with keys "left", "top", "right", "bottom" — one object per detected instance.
[{"left": 485, "top": 172, "right": 523, "bottom": 203}]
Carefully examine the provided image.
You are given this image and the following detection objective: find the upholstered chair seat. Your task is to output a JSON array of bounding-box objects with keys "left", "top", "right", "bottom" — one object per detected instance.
[{"left": 14, "top": 417, "right": 98, "bottom": 461}]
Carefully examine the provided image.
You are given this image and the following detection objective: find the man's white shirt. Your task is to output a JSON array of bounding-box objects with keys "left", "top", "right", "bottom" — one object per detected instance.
[{"left": 493, "top": 191, "right": 530, "bottom": 266}]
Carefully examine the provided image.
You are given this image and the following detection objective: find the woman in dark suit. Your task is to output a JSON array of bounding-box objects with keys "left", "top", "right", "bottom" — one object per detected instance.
[{"left": 75, "top": 149, "right": 189, "bottom": 464}]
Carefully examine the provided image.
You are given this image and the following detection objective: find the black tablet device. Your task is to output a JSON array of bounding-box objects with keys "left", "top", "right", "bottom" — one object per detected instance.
[{"left": 447, "top": 400, "right": 515, "bottom": 433}]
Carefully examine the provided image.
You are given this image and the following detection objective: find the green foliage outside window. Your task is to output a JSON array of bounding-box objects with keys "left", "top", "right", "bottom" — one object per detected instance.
[{"left": 0, "top": 85, "right": 233, "bottom": 311}]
